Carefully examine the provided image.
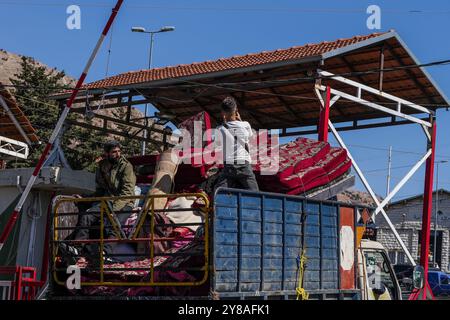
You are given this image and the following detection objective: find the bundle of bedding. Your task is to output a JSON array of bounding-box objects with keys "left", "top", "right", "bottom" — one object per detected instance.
[
  {"left": 256, "top": 138, "right": 352, "bottom": 194},
  {"left": 129, "top": 112, "right": 352, "bottom": 196},
  {"left": 64, "top": 239, "right": 208, "bottom": 297}
]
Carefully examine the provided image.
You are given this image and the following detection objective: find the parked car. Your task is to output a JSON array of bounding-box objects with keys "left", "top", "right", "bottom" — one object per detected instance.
[{"left": 428, "top": 270, "right": 450, "bottom": 297}]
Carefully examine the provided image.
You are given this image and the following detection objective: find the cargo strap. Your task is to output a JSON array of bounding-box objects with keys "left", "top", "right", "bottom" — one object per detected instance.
[
  {"left": 296, "top": 249, "right": 309, "bottom": 300},
  {"left": 296, "top": 207, "right": 309, "bottom": 301}
]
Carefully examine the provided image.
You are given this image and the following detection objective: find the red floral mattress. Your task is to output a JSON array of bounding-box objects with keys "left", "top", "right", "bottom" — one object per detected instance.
[{"left": 129, "top": 111, "right": 352, "bottom": 196}]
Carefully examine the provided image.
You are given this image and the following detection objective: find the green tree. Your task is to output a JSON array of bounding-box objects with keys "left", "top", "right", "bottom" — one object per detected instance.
[
  {"left": 110, "top": 107, "right": 142, "bottom": 156},
  {"left": 8, "top": 56, "right": 75, "bottom": 168}
]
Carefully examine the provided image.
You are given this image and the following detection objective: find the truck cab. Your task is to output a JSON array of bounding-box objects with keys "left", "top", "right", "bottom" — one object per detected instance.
[{"left": 358, "top": 239, "right": 402, "bottom": 300}]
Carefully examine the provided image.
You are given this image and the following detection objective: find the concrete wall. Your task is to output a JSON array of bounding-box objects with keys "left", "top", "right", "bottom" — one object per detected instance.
[
  {"left": 376, "top": 191, "right": 450, "bottom": 272},
  {"left": 0, "top": 167, "right": 95, "bottom": 281},
  {"left": 378, "top": 192, "right": 450, "bottom": 229}
]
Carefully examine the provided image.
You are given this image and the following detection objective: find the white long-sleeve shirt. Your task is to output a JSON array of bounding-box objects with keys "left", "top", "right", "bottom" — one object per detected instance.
[{"left": 216, "top": 120, "right": 253, "bottom": 165}]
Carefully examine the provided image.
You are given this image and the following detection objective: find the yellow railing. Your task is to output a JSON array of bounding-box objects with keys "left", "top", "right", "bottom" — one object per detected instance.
[{"left": 52, "top": 193, "right": 210, "bottom": 287}]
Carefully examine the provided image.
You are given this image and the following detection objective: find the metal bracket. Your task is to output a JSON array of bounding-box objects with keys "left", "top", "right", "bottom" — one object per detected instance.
[
  {"left": 312, "top": 78, "right": 436, "bottom": 266},
  {"left": 0, "top": 135, "right": 29, "bottom": 159}
]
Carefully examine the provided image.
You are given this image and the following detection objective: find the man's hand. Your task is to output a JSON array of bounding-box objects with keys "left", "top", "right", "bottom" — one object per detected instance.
[
  {"left": 72, "top": 194, "right": 83, "bottom": 199},
  {"left": 235, "top": 110, "right": 242, "bottom": 121}
]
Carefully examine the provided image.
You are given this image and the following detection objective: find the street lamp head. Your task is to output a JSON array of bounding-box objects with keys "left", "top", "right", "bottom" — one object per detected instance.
[
  {"left": 131, "top": 27, "right": 146, "bottom": 33},
  {"left": 159, "top": 26, "right": 175, "bottom": 32}
]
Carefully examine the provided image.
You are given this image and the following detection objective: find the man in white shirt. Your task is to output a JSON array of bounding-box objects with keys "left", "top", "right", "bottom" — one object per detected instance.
[{"left": 214, "top": 96, "right": 259, "bottom": 192}]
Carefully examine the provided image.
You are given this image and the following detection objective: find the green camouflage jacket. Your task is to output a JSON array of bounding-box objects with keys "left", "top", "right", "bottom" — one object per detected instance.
[{"left": 94, "top": 156, "right": 136, "bottom": 211}]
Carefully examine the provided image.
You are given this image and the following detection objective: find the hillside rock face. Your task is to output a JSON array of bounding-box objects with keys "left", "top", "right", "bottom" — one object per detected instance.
[
  {"left": 0, "top": 49, "right": 74, "bottom": 86},
  {"left": 337, "top": 188, "right": 382, "bottom": 207}
]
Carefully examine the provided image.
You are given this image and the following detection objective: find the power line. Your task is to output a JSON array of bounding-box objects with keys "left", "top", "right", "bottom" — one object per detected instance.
[
  {"left": 9, "top": 93, "right": 450, "bottom": 200},
  {"left": 1, "top": 2, "right": 450, "bottom": 15},
  {"left": 12, "top": 93, "right": 447, "bottom": 161},
  {"left": 347, "top": 144, "right": 450, "bottom": 160},
  {"left": 3, "top": 56, "right": 450, "bottom": 108},
  {"left": 129, "top": 56, "right": 450, "bottom": 108},
  {"left": 10, "top": 94, "right": 146, "bottom": 139},
  {"left": 10, "top": 92, "right": 450, "bottom": 160},
  {"left": 364, "top": 164, "right": 420, "bottom": 174},
  {"left": 363, "top": 170, "right": 450, "bottom": 186},
  {"left": 353, "top": 154, "right": 396, "bottom": 163},
  {"left": 9, "top": 91, "right": 450, "bottom": 174}
]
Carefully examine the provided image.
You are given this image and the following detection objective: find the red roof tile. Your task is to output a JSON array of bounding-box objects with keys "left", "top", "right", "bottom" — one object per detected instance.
[{"left": 83, "top": 32, "right": 388, "bottom": 91}]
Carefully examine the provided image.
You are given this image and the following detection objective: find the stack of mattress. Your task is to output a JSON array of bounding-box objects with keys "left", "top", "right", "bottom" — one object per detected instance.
[
  {"left": 130, "top": 136, "right": 351, "bottom": 196},
  {"left": 129, "top": 111, "right": 351, "bottom": 196},
  {"left": 255, "top": 137, "right": 352, "bottom": 195}
]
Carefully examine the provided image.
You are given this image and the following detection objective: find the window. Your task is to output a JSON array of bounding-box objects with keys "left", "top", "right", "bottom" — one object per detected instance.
[
  {"left": 364, "top": 250, "right": 398, "bottom": 299},
  {"left": 440, "top": 275, "right": 449, "bottom": 285},
  {"left": 397, "top": 252, "right": 407, "bottom": 264},
  {"left": 387, "top": 250, "right": 407, "bottom": 265},
  {"left": 428, "top": 272, "right": 438, "bottom": 284},
  {"left": 388, "top": 251, "right": 397, "bottom": 264}
]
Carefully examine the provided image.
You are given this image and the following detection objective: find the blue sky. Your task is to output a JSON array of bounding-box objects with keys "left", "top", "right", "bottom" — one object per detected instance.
[{"left": 1, "top": 0, "right": 450, "bottom": 201}]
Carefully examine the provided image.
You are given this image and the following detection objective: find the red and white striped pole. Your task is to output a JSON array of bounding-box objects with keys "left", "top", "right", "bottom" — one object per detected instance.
[{"left": 0, "top": 0, "right": 124, "bottom": 250}]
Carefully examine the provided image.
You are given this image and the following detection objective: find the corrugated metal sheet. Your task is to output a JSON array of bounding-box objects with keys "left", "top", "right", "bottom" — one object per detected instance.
[{"left": 213, "top": 188, "right": 345, "bottom": 296}]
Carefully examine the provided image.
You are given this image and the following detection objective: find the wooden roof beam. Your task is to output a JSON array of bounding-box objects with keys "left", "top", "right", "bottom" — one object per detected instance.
[
  {"left": 384, "top": 41, "right": 439, "bottom": 106},
  {"left": 269, "top": 87, "right": 305, "bottom": 122}
]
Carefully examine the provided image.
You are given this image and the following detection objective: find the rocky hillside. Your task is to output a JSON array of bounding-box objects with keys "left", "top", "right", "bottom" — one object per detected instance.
[
  {"left": 337, "top": 188, "right": 383, "bottom": 207},
  {"left": 0, "top": 49, "right": 74, "bottom": 86}
]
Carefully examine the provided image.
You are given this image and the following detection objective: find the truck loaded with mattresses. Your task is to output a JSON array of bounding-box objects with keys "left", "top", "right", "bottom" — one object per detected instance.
[{"left": 45, "top": 188, "right": 403, "bottom": 300}]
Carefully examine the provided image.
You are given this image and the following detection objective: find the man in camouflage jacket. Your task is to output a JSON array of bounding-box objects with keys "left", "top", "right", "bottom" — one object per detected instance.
[{"left": 62, "top": 141, "right": 137, "bottom": 264}]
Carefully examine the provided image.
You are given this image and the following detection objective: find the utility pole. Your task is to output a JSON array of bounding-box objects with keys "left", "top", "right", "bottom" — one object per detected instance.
[
  {"left": 142, "top": 32, "right": 154, "bottom": 156},
  {"left": 386, "top": 146, "right": 392, "bottom": 200},
  {"left": 131, "top": 26, "right": 175, "bottom": 155}
]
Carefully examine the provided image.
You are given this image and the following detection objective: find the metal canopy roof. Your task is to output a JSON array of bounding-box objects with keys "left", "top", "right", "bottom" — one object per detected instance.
[
  {"left": 0, "top": 83, "right": 38, "bottom": 144},
  {"left": 52, "top": 30, "right": 449, "bottom": 135}
]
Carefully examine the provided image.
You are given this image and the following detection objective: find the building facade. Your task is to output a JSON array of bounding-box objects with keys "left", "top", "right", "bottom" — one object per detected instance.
[{"left": 376, "top": 189, "right": 450, "bottom": 272}]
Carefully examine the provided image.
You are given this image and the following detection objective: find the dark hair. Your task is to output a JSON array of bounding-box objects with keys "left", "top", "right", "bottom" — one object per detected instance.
[
  {"left": 103, "top": 140, "right": 121, "bottom": 152},
  {"left": 221, "top": 96, "right": 237, "bottom": 113}
]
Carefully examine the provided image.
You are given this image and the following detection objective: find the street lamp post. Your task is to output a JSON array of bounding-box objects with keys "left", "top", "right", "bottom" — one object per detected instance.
[
  {"left": 132, "top": 26, "right": 175, "bottom": 155},
  {"left": 433, "top": 160, "right": 448, "bottom": 267}
]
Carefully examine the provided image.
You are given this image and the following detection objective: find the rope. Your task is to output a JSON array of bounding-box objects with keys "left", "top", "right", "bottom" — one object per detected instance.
[
  {"left": 296, "top": 248, "right": 309, "bottom": 300},
  {"left": 97, "top": 23, "right": 115, "bottom": 111},
  {"left": 296, "top": 204, "right": 309, "bottom": 300}
]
